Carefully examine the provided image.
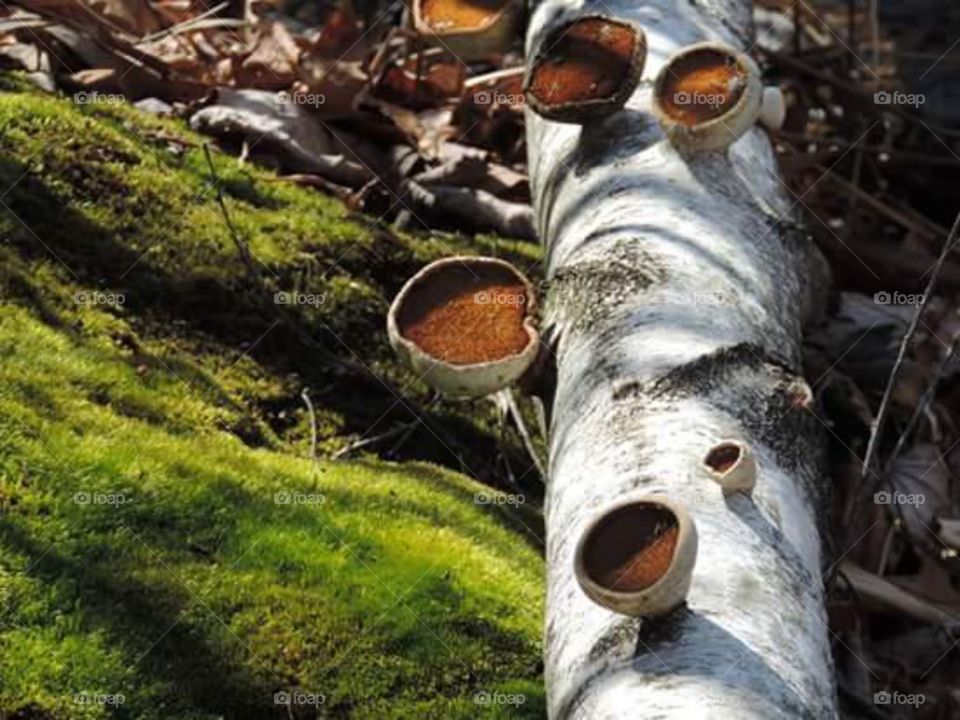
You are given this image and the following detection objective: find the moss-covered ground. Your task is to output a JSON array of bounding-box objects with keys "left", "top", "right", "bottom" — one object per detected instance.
[{"left": 0, "top": 76, "right": 545, "bottom": 718}]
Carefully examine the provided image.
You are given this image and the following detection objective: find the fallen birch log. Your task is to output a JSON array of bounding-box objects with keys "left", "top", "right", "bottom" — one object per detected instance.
[{"left": 525, "top": 0, "right": 837, "bottom": 717}]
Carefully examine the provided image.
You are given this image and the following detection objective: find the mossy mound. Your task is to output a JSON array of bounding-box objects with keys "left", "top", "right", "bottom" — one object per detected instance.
[
  {"left": 0, "top": 78, "right": 545, "bottom": 718},
  {"left": 0, "top": 72, "right": 542, "bottom": 476}
]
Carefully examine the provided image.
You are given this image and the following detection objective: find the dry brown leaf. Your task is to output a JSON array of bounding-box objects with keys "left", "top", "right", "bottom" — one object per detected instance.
[
  {"left": 148, "top": 0, "right": 203, "bottom": 29},
  {"left": 888, "top": 558, "right": 960, "bottom": 612},
  {"left": 841, "top": 560, "right": 959, "bottom": 625},
  {"left": 139, "top": 33, "right": 203, "bottom": 73},
  {"left": 189, "top": 88, "right": 375, "bottom": 187},
  {"left": 236, "top": 20, "right": 300, "bottom": 89},
  {"left": 376, "top": 49, "right": 463, "bottom": 109},
  {"left": 452, "top": 68, "right": 525, "bottom": 160},
  {"left": 297, "top": 56, "right": 369, "bottom": 117},
  {"left": 88, "top": 0, "right": 166, "bottom": 35},
  {"left": 61, "top": 63, "right": 210, "bottom": 102},
  {"left": 303, "top": 4, "right": 364, "bottom": 59},
  {"left": 937, "top": 518, "right": 960, "bottom": 549},
  {"left": 809, "top": 291, "right": 928, "bottom": 402},
  {"left": 889, "top": 443, "right": 952, "bottom": 539},
  {"left": 415, "top": 154, "right": 528, "bottom": 201}
]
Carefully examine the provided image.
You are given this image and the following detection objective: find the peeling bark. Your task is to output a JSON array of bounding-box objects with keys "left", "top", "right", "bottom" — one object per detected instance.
[{"left": 525, "top": 0, "right": 837, "bottom": 717}]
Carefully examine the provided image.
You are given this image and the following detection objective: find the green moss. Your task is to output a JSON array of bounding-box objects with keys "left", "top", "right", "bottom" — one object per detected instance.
[
  {"left": 0, "top": 81, "right": 543, "bottom": 476},
  {"left": 0, "top": 79, "right": 545, "bottom": 718}
]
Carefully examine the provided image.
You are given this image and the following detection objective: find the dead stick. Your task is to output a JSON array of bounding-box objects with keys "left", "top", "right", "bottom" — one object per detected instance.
[
  {"left": 202, "top": 143, "right": 257, "bottom": 279},
  {"left": 884, "top": 333, "right": 960, "bottom": 473},
  {"left": 861, "top": 208, "right": 960, "bottom": 480},
  {"left": 497, "top": 389, "right": 546, "bottom": 480},
  {"left": 301, "top": 387, "right": 319, "bottom": 464},
  {"left": 820, "top": 169, "right": 948, "bottom": 240}
]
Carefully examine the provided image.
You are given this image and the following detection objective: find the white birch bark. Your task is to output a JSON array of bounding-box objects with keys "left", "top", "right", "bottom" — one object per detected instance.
[{"left": 525, "top": 0, "right": 838, "bottom": 717}]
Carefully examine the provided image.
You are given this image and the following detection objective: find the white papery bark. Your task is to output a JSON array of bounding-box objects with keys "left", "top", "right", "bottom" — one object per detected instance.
[{"left": 525, "top": 0, "right": 837, "bottom": 717}]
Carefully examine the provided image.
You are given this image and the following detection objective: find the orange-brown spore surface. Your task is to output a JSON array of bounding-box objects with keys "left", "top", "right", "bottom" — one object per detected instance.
[
  {"left": 421, "top": 0, "right": 507, "bottom": 31},
  {"left": 660, "top": 49, "right": 747, "bottom": 125},
  {"left": 528, "top": 18, "right": 636, "bottom": 107},
  {"left": 586, "top": 505, "right": 679, "bottom": 592},
  {"left": 398, "top": 265, "right": 530, "bottom": 365}
]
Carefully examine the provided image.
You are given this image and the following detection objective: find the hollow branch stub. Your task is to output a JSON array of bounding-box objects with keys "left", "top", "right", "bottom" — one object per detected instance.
[
  {"left": 703, "top": 440, "right": 756, "bottom": 494},
  {"left": 759, "top": 85, "right": 786, "bottom": 131},
  {"left": 652, "top": 41, "right": 776, "bottom": 152},
  {"left": 574, "top": 497, "right": 697, "bottom": 616},
  {"left": 387, "top": 256, "right": 540, "bottom": 398},
  {"left": 524, "top": 16, "right": 646, "bottom": 123},
  {"left": 414, "top": 0, "right": 522, "bottom": 61}
]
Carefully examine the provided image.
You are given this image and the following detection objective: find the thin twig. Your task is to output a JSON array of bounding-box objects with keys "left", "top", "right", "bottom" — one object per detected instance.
[
  {"left": 762, "top": 49, "right": 960, "bottom": 139},
  {"left": 868, "top": 0, "right": 880, "bottom": 70},
  {"left": 138, "top": 2, "right": 237, "bottom": 44},
  {"left": 202, "top": 143, "right": 257, "bottom": 278},
  {"left": 301, "top": 387, "right": 318, "bottom": 464},
  {"left": 500, "top": 389, "right": 547, "bottom": 480},
  {"left": 331, "top": 395, "right": 441, "bottom": 461},
  {"left": 846, "top": 0, "right": 857, "bottom": 59},
  {"left": 388, "top": 393, "right": 441, "bottom": 456},
  {"left": 876, "top": 525, "right": 896, "bottom": 577},
  {"left": 332, "top": 423, "right": 411, "bottom": 460},
  {"left": 884, "top": 332, "right": 960, "bottom": 473},
  {"left": 861, "top": 209, "right": 960, "bottom": 481},
  {"left": 793, "top": 3, "right": 802, "bottom": 55},
  {"left": 841, "top": 121, "right": 868, "bottom": 243}
]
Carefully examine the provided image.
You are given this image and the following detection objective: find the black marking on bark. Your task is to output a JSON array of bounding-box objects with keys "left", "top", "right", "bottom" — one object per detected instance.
[
  {"left": 612, "top": 379, "right": 643, "bottom": 402},
  {"left": 625, "top": 343, "right": 797, "bottom": 401},
  {"left": 737, "top": 387, "right": 829, "bottom": 515},
  {"left": 635, "top": 603, "right": 689, "bottom": 648},
  {"left": 559, "top": 600, "right": 828, "bottom": 719},
  {"left": 546, "top": 239, "right": 664, "bottom": 335},
  {"left": 587, "top": 617, "right": 643, "bottom": 666},
  {"left": 610, "top": 345, "right": 827, "bottom": 511}
]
